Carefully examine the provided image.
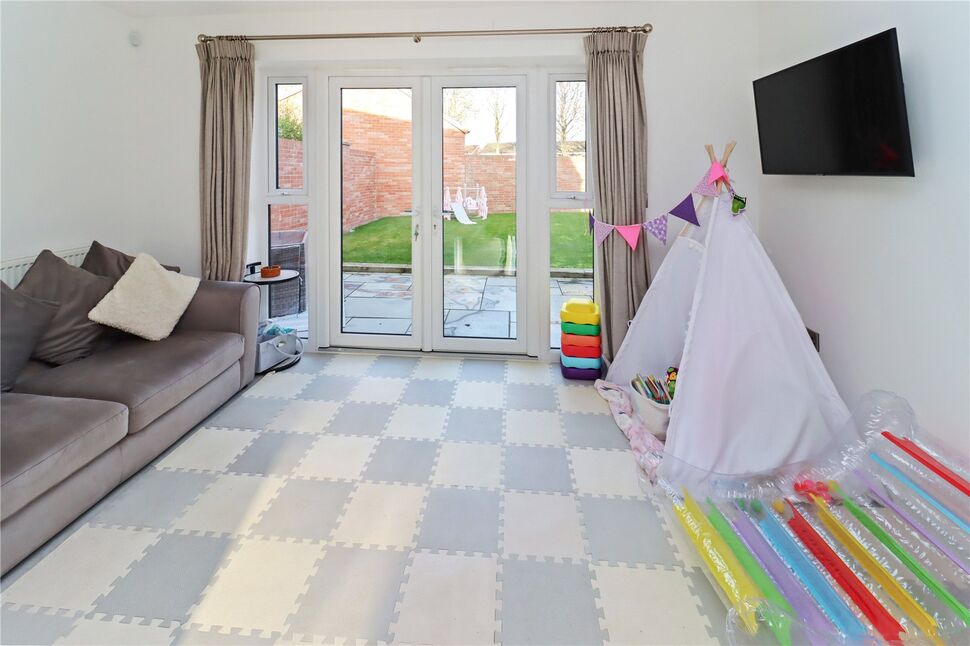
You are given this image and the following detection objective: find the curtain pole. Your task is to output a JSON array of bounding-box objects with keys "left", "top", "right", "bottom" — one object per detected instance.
[{"left": 197, "top": 24, "right": 652, "bottom": 44}]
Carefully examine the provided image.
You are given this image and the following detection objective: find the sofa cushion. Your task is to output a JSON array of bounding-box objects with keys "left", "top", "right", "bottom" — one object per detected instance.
[
  {"left": 80, "top": 240, "right": 181, "bottom": 279},
  {"left": 1, "top": 393, "right": 128, "bottom": 520},
  {"left": 15, "top": 250, "right": 114, "bottom": 365},
  {"left": 13, "top": 329, "right": 244, "bottom": 433},
  {"left": 88, "top": 254, "right": 200, "bottom": 341},
  {"left": 1, "top": 282, "right": 59, "bottom": 391}
]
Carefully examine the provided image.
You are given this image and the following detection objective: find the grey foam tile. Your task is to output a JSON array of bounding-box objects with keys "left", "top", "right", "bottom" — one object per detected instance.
[
  {"left": 363, "top": 438, "right": 439, "bottom": 485},
  {"left": 0, "top": 606, "right": 78, "bottom": 645},
  {"left": 444, "top": 407, "right": 504, "bottom": 443},
  {"left": 206, "top": 395, "right": 288, "bottom": 430},
  {"left": 683, "top": 565, "right": 728, "bottom": 642},
  {"left": 367, "top": 355, "right": 419, "bottom": 378},
  {"left": 174, "top": 626, "right": 274, "bottom": 645},
  {"left": 94, "top": 533, "right": 233, "bottom": 622},
  {"left": 459, "top": 359, "right": 506, "bottom": 382},
  {"left": 504, "top": 446, "right": 573, "bottom": 493},
  {"left": 252, "top": 479, "right": 353, "bottom": 540},
  {"left": 506, "top": 383, "right": 559, "bottom": 411},
  {"left": 288, "top": 546, "right": 409, "bottom": 641},
  {"left": 580, "top": 496, "right": 680, "bottom": 567},
  {"left": 91, "top": 469, "right": 217, "bottom": 529},
  {"left": 417, "top": 487, "right": 500, "bottom": 553},
  {"left": 326, "top": 402, "right": 394, "bottom": 436},
  {"left": 296, "top": 373, "right": 360, "bottom": 402},
  {"left": 284, "top": 352, "right": 333, "bottom": 375},
  {"left": 501, "top": 559, "right": 603, "bottom": 645},
  {"left": 562, "top": 413, "right": 630, "bottom": 450},
  {"left": 400, "top": 378, "right": 456, "bottom": 406},
  {"left": 226, "top": 431, "right": 316, "bottom": 476}
]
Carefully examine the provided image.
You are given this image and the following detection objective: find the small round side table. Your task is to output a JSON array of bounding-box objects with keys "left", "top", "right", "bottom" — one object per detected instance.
[{"left": 243, "top": 270, "right": 304, "bottom": 373}]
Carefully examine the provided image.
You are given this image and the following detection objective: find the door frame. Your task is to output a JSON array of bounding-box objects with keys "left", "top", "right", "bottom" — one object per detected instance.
[
  {"left": 326, "top": 76, "right": 425, "bottom": 351},
  {"left": 429, "top": 75, "right": 529, "bottom": 354}
]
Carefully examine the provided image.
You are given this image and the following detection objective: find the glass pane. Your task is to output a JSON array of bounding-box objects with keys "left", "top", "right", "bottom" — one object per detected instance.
[
  {"left": 441, "top": 86, "right": 517, "bottom": 340},
  {"left": 276, "top": 83, "right": 304, "bottom": 190},
  {"left": 550, "top": 208, "right": 593, "bottom": 349},
  {"left": 268, "top": 204, "right": 309, "bottom": 339},
  {"left": 340, "top": 88, "right": 414, "bottom": 335},
  {"left": 555, "top": 80, "right": 586, "bottom": 193}
]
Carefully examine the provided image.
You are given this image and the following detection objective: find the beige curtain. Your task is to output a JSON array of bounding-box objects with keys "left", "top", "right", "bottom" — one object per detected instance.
[
  {"left": 585, "top": 31, "right": 650, "bottom": 361},
  {"left": 196, "top": 38, "right": 255, "bottom": 281}
]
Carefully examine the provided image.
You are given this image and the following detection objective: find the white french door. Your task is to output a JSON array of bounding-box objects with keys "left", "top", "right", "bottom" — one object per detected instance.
[{"left": 328, "top": 74, "right": 527, "bottom": 354}]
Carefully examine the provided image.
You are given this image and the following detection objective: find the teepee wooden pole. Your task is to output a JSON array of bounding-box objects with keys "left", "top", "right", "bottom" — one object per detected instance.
[{"left": 677, "top": 141, "right": 737, "bottom": 238}]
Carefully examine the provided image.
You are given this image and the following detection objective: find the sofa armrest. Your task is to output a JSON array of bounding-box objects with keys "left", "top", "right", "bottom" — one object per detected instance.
[{"left": 177, "top": 280, "right": 259, "bottom": 387}]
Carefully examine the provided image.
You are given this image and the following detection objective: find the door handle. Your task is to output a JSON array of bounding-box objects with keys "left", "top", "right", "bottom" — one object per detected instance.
[{"left": 413, "top": 223, "right": 419, "bottom": 241}]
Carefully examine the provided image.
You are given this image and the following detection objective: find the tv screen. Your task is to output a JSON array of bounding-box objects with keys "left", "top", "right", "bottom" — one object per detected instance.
[{"left": 753, "top": 29, "right": 914, "bottom": 176}]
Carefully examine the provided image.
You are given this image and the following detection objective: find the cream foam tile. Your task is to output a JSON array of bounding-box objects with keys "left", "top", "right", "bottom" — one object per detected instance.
[
  {"left": 292, "top": 435, "right": 378, "bottom": 480},
  {"left": 243, "top": 372, "right": 315, "bottom": 399},
  {"left": 393, "top": 553, "right": 498, "bottom": 645},
  {"left": 322, "top": 354, "right": 375, "bottom": 377},
  {"left": 569, "top": 448, "right": 644, "bottom": 498},
  {"left": 557, "top": 384, "right": 610, "bottom": 414},
  {"left": 189, "top": 538, "right": 324, "bottom": 633},
  {"left": 384, "top": 404, "right": 449, "bottom": 440},
  {"left": 3, "top": 526, "right": 160, "bottom": 612},
  {"left": 594, "top": 565, "right": 715, "bottom": 645},
  {"left": 157, "top": 427, "right": 259, "bottom": 472},
  {"left": 432, "top": 442, "right": 503, "bottom": 489},
  {"left": 502, "top": 491, "right": 586, "bottom": 559},
  {"left": 331, "top": 483, "right": 426, "bottom": 548},
  {"left": 172, "top": 473, "right": 284, "bottom": 535},
  {"left": 505, "top": 410, "right": 564, "bottom": 446},
  {"left": 412, "top": 357, "right": 462, "bottom": 381},
  {"left": 453, "top": 381, "right": 505, "bottom": 409},
  {"left": 267, "top": 400, "right": 342, "bottom": 433},
  {"left": 55, "top": 618, "right": 175, "bottom": 645},
  {"left": 506, "top": 361, "right": 553, "bottom": 385},
  {"left": 348, "top": 377, "right": 408, "bottom": 404}
]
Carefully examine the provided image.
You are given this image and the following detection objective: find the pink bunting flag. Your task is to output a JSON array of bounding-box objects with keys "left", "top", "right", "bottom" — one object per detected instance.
[
  {"left": 707, "top": 160, "right": 728, "bottom": 183},
  {"left": 616, "top": 224, "right": 642, "bottom": 251},
  {"left": 669, "top": 194, "right": 699, "bottom": 226},
  {"left": 593, "top": 219, "right": 615, "bottom": 246},
  {"left": 692, "top": 169, "right": 720, "bottom": 197},
  {"left": 643, "top": 214, "right": 668, "bottom": 245}
]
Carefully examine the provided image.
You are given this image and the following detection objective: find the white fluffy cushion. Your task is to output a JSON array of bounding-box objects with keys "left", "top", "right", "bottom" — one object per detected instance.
[{"left": 88, "top": 254, "right": 200, "bottom": 341}]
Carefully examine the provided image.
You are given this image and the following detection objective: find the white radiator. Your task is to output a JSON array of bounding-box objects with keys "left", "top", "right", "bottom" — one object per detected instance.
[{"left": 0, "top": 246, "right": 89, "bottom": 287}]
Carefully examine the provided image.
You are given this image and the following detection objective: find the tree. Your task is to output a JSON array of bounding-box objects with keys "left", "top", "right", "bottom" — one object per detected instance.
[
  {"left": 444, "top": 88, "right": 476, "bottom": 127},
  {"left": 485, "top": 89, "right": 507, "bottom": 153},
  {"left": 556, "top": 81, "right": 585, "bottom": 153}
]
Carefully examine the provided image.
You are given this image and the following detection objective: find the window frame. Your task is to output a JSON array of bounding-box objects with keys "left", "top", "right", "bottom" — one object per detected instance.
[
  {"left": 267, "top": 76, "right": 309, "bottom": 197},
  {"left": 548, "top": 74, "right": 591, "bottom": 200}
]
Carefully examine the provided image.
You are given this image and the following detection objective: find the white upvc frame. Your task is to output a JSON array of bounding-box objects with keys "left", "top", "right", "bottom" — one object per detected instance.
[
  {"left": 539, "top": 69, "right": 593, "bottom": 358},
  {"left": 548, "top": 73, "right": 592, "bottom": 201},
  {"left": 256, "top": 73, "right": 316, "bottom": 348},
  {"left": 429, "top": 75, "right": 529, "bottom": 355},
  {"left": 326, "top": 76, "right": 425, "bottom": 351},
  {"left": 266, "top": 77, "right": 309, "bottom": 196}
]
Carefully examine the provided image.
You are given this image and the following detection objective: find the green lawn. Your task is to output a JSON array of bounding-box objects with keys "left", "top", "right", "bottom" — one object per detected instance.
[{"left": 342, "top": 211, "right": 593, "bottom": 269}]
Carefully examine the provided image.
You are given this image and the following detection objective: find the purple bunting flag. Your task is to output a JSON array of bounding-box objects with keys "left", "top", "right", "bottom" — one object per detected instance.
[
  {"left": 643, "top": 214, "right": 668, "bottom": 245},
  {"left": 668, "top": 195, "right": 699, "bottom": 226},
  {"left": 692, "top": 168, "right": 720, "bottom": 197},
  {"left": 593, "top": 219, "right": 615, "bottom": 246}
]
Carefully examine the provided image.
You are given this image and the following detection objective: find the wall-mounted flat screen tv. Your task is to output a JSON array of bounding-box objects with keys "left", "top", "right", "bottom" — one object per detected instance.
[{"left": 753, "top": 29, "right": 914, "bottom": 176}]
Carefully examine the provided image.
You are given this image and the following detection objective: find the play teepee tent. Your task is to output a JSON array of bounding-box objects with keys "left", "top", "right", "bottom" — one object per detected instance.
[{"left": 606, "top": 144, "right": 851, "bottom": 484}]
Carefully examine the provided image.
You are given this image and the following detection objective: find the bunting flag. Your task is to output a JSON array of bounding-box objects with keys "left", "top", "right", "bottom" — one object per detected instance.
[
  {"left": 588, "top": 213, "right": 595, "bottom": 234},
  {"left": 693, "top": 169, "right": 720, "bottom": 197},
  {"left": 616, "top": 224, "right": 642, "bottom": 251},
  {"left": 593, "top": 220, "right": 615, "bottom": 246},
  {"left": 708, "top": 160, "right": 728, "bottom": 183},
  {"left": 669, "top": 194, "right": 699, "bottom": 226},
  {"left": 644, "top": 213, "right": 668, "bottom": 245}
]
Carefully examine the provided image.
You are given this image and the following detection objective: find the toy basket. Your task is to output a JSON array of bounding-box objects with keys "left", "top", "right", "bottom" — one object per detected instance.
[{"left": 630, "top": 384, "right": 669, "bottom": 439}]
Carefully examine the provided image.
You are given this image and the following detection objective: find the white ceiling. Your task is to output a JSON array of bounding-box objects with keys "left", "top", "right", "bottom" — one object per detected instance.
[{"left": 102, "top": 1, "right": 583, "bottom": 19}]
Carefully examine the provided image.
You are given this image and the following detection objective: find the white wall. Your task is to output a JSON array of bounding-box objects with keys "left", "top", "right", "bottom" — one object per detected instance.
[
  {"left": 1, "top": 1, "right": 140, "bottom": 260},
  {"left": 757, "top": 1, "right": 970, "bottom": 453}
]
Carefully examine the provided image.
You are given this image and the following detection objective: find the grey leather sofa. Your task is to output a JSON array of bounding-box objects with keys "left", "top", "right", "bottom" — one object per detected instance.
[{"left": 0, "top": 280, "right": 258, "bottom": 574}]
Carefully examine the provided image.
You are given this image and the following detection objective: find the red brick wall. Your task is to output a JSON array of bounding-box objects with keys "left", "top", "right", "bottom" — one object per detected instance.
[
  {"left": 277, "top": 138, "right": 304, "bottom": 190},
  {"left": 271, "top": 110, "right": 588, "bottom": 234}
]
